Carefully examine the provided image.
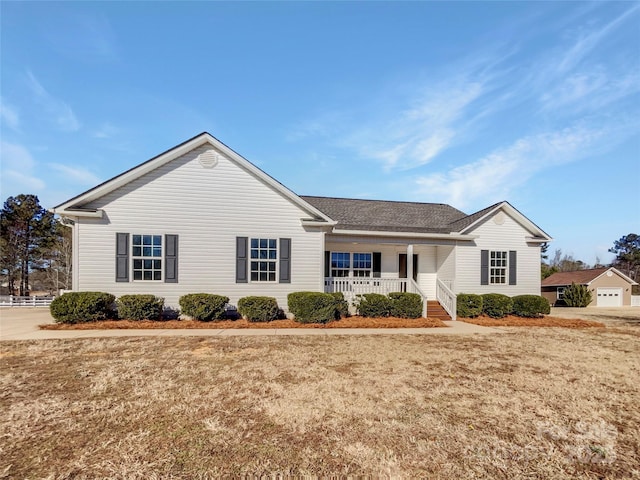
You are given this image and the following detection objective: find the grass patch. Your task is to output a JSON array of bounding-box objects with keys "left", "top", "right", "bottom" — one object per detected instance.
[
  {"left": 460, "top": 315, "right": 605, "bottom": 328},
  {"left": 40, "top": 316, "right": 447, "bottom": 330},
  {"left": 1, "top": 328, "right": 638, "bottom": 478}
]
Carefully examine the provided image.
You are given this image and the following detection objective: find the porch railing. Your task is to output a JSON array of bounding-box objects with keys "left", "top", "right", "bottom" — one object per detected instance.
[
  {"left": 0, "top": 295, "right": 55, "bottom": 307},
  {"left": 324, "top": 277, "right": 428, "bottom": 317},
  {"left": 436, "top": 279, "right": 456, "bottom": 321}
]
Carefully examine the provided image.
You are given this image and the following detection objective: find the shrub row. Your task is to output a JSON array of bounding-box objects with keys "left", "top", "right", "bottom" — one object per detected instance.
[
  {"left": 356, "top": 292, "right": 423, "bottom": 319},
  {"left": 455, "top": 293, "right": 550, "bottom": 319}
]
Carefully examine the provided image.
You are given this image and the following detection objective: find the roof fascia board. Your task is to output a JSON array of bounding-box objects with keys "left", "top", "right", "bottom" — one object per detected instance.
[
  {"left": 460, "top": 202, "right": 552, "bottom": 240},
  {"left": 331, "top": 229, "right": 477, "bottom": 241}
]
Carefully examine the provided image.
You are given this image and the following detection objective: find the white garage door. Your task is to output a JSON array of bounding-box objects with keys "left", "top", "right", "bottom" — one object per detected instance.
[{"left": 596, "top": 288, "right": 623, "bottom": 307}]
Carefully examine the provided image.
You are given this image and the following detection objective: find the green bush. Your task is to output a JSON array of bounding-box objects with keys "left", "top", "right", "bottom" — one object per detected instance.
[
  {"left": 457, "top": 293, "right": 483, "bottom": 318},
  {"left": 356, "top": 293, "right": 392, "bottom": 318},
  {"left": 330, "top": 291, "right": 350, "bottom": 319},
  {"left": 388, "top": 292, "right": 423, "bottom": 318},
  {"left": 288, "top": 292, "right": 339, "bottom": 324},
  {"left": 116, "top": 294, "right": 164, "bottom": 321},
  {"left": 512, "top": 295, "right": 550, "bottom": 318},
  {"left": 481, "top": 293, "right": 513, "bottom": 318},
  {"left": 179, "top": 293, "right": 229, "bottom": 321},
  {"left": 562, "top": 283, "right": 593, "bottom": 307},
  {"left": 237, "top": 296, "right": 279, "bottom": 322},
  {"left": 50, "top": 292, "right": 116, "bottom": 324}
]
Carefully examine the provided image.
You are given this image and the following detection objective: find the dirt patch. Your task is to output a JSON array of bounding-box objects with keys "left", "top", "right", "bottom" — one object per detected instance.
[
  {"left": 460, "top": 315, "right": 605, "bottom": 328},
  {"left": 40, "top": 316, "right": 447, "bottom": 330}
]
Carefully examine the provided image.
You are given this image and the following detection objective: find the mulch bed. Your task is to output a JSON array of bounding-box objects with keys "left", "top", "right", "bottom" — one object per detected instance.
[
  {"left": 40, "top": 316, "right": 448, "bottom": 330},
  {"left": 459, "top": 315, "right": 605, "bottom": 328}
]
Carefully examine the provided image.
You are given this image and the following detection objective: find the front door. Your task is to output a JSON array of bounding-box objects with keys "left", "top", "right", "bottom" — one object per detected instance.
[{"left": 399, "top": 254, "right": 418, "bottom": 281}]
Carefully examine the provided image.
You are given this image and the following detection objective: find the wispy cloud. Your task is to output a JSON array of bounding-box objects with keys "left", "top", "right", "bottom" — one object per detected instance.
[
  {"left": 0, "top": 98, "right": 20, "bottom": 131},
  {"left": 92, "top": 122, "right": 119, "bottom": 139},
  {"left": 414, "top": 124, "right": 608, "bottom": 209},
  {"left": 48, "top": 163, "right": 101, "bottom": 185},
  {"left": 0, "top": 141, "right": 46, "bottom": 192},
  {"left": 26, "top": 71, "right": 80, "bottom": 132}
]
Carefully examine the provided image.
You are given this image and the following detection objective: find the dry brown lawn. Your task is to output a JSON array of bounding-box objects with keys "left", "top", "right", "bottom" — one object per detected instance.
[
  {"left": 460, "top": 315, "right": 605, "bottom": 328},
  {"left": 1, "top": 327, "right": 639, "bottom": 479},
  {"left": 40, "top": 316, "right": 447, "bottom": 330}
]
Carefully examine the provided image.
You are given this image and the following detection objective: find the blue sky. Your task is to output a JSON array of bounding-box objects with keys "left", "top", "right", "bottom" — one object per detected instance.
[{"left": 1, "top": 1, "right": 639, "bottom": 264}]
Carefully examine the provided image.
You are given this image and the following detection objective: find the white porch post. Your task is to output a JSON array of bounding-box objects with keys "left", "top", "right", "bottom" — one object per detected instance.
[{"left": 406, "top": 244, "right": 414, "bottom": 282}]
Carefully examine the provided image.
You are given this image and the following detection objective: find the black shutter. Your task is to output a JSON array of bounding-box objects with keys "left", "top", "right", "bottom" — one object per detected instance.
[
  {"left": 165, "top": 234, "right": 178, "bottom": 283},
  {"left": 480, "top": 250, "right": 489, "bottom": 285},
  {"left": 509, "top": 250, "right": 517, "bottom": 285},
  {"left": 236, "top": 237, "right": 248, "bottom": 283},
  {"left": 279, "top": 238, "right": 291, "bottom": 283},
  {"left": 116, "top": 233, "right": 129, "bottom": 282},
  {"left": 325, "top": 251, "right": 330, "bottom": 278},
  {"left": 373, "top": 252, "right": 382, "bottom": 278}
]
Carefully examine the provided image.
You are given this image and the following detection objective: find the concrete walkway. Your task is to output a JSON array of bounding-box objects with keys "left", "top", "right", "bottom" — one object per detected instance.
[{"left": 0, "top": 307, "right": 503, "bottom": 341}]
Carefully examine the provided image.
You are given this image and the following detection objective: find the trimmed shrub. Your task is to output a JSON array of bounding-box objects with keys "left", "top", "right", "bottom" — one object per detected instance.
[
  {"left": 562, "top": 283, "right": 593, "bottom": 307},
  {"left": 512, "top": 295, "right": 550, "bottom": 318},
  {"left": 237, "top": 296, "right": 279, "bottom": 322},
  {"left": 288, "top": 291, "right": 338, "bottom": 324},
  {"left": 117, "top": 294, "right": 164, "bottom": 321},
  {"left": 330, "top": 291, "right": 350, "bottom": 319},
  {"left": 50, "top": 292, "right": 116, "bottom": 324},
  {"left": 481, "top": 293, "right": 513, "bottom": 318},
  {"left": 179, "top": 293, "right": 229, "bottom": 321},
  {"left": 388, "top": 292, "right": 423, "bottom": 318},
  {"left": 356, "top": 293, "right": 392, "bottom": 318},
  {"left": 457, "top": 293, "right": 483, "bottom": 318}
]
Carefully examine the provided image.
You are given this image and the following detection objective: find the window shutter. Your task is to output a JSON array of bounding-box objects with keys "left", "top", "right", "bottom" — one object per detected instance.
[
  {"left": 373, "top": 252, "right": 382, "bottom": 278},
  {"left": 509, "top": 250, "right": 517, "bottom": 285},
  {"left": 480, "top": 250, "right": 489, "bottom": 285},
  {"left": 236, "top": 237, "right": 248, "bottom": 283},
  {"left": 165, "top": 234, "right": 179, "bottom": 283},
  {"left": 116, "top": 233, "right": 129, "bottom": 282},
  {"left": 324, "top": 251, "right": 330, "bottom": 278},
  {"left": 279, "top": 238, "right": 291, "bottom": 283}
]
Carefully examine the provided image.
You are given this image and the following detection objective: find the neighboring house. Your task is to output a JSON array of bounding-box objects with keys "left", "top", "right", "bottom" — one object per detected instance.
[
  {"left": 53, "top": 132, "right": 552, "bottom": 320},
  {"left": 541, "top": 267, "right": 638, "bottom": 307}
]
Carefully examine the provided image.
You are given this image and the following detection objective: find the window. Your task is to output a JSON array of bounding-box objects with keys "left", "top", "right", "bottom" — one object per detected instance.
[
  {"left": 331, "top": 252, "right": 350, "bottom": 277},
  {"left": 352, "top": 253, "right": 372, "bottom": 277},
  {"left": 490, "top": 250, "right": 507, "bottom": 284},
  {"left": 132, "top": 234, "right": 162, "bottom": 281},
  {"left": 557, "top": 287, "right": 565, "bottom": 300},
  {"left": 250, "top": 238, "right": 277, "bottom": 281}
]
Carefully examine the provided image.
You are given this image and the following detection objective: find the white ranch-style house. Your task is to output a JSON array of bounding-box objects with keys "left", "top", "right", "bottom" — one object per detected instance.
[{"left": 53, "top": 132, "right": 552, "bottom": 320}]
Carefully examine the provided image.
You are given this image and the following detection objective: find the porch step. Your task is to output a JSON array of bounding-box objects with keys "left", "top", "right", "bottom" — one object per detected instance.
[{"left": 426, "top": 301, "right": 452, "bottom": 321}]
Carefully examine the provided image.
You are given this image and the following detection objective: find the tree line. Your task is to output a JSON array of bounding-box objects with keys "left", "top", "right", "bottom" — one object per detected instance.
[
  {"left": 541, "top": 234, "right": 640, "bottom": 283},
  {"left": 1, "top": 194, "right": 72, "bottom": 296}
]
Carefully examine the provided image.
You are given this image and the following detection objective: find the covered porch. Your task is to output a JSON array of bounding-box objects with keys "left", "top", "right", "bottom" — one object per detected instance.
[{"left": 322, "top": 235, "right": 461, "bottom": 320}]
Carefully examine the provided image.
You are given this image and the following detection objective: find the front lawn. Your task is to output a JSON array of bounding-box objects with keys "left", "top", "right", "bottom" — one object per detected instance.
[{"left": 1, "top": 327, "right": 638, "bottom": 478}]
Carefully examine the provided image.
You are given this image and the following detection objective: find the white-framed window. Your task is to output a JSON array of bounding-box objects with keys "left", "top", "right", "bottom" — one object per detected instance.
[
  {"left": 490, "top": 250, "right": 507, "bottom": 284},
  {"left": 132, "top": 234, "right": 162, "bottom": 281},
  {"left": 557, "top": 287, "right": 565, "bottom": 300},
  {"left": 331, "top": 252, "right": 350, "bottom": 277},
  {"left": 352, "top": 253, "right": 372, "bottom": 277},
  {"left": 330, "top": 252, "right": 372, "bottom": 277},
  {"left": 250, "top": 238, "right": 277, "bottom": 282}
]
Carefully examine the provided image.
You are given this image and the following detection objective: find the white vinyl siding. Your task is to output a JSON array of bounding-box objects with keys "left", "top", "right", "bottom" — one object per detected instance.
[
  {"left": 75, "top": 145, "right": 324, "bottom": 308},
  {"left": 454, "top": 212, "right": 541, "bottom": 295}
]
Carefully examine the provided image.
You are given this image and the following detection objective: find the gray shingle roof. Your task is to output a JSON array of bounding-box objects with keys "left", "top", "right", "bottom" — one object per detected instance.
[
  {"left": 446, "top": 201, "right": 503, "bottom": 232},
  {"left": 301, "top": 196, "right": 470, "bottom": 234}
]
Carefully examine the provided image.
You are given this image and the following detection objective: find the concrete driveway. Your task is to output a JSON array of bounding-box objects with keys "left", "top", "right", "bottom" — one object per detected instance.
[{"left": 0, "top": 307, "right": 502, "bottom": 341}]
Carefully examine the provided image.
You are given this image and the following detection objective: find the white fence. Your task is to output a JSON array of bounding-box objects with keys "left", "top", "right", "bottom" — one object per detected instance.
[
  {"left": 0, "top": 295, "right": 55, "bottom": 307},
  {"left": 631, "top": 295, "right": 640, "bottom": 307}
]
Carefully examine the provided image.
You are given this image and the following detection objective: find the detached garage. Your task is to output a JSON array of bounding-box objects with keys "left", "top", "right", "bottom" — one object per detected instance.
[{"left": 542, "top": 267, "right": 637, "bottom": 307}]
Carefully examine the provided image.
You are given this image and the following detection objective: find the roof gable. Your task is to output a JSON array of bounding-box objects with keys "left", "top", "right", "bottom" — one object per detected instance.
[
  {"left": 541, "top": 267, "right": 638, "bottom": 286},
  {"left": 53, "top": 132, "right": 333, "bottom": 223}
]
